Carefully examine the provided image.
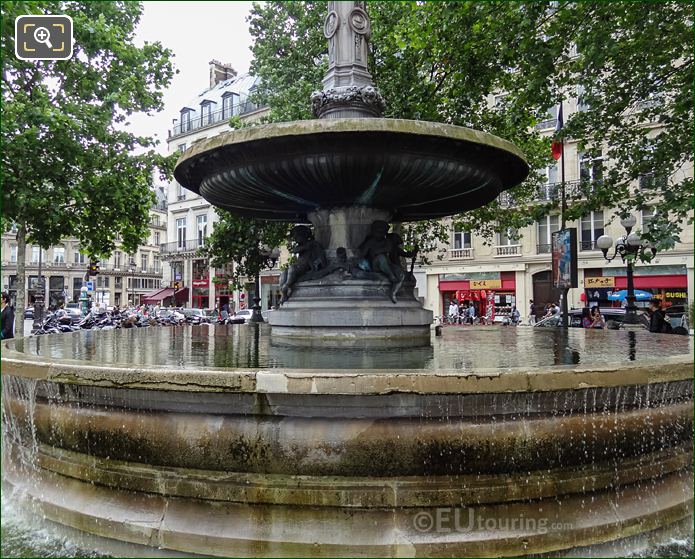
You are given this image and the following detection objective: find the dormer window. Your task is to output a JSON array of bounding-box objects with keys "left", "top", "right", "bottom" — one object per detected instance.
[
  {"left": 180, "top": 108, "right": 193, "bottom": 133},
  {"left": 200, "top": 100, "right": 216, "bottom": 126},
  {"left": 222, "top": 92, "right": 239, "bottom": 118}
]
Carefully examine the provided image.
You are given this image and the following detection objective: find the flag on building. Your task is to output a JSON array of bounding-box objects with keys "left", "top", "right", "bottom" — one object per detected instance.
[{"left": 551, "top": 103, "right": 564, "bottom": 160}]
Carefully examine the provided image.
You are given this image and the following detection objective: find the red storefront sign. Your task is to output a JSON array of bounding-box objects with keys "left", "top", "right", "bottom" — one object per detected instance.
[{"left": 192, "top": 279, "right": 209, "bottom": 288}]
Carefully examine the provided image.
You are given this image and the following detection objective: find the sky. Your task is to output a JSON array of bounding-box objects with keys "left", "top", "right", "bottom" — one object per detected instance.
[{"left": 128, "top": 1, "right": 256, "bottom": 155}]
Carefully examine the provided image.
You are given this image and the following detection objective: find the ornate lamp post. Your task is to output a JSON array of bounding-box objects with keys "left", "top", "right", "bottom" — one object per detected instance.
[
  {"left": 249, "top": 246, "right": 281, "bottom": 324},
  {"left": 32, "top": 246, "right": 45, "bottom": 333},
  {"left": 596, "top": 214, "right": 657, "bottom": 325}
]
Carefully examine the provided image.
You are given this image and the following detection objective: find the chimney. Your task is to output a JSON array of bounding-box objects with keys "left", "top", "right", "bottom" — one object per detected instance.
[{"left": 209, "top": 60, "right": 237, "bottom": 88}]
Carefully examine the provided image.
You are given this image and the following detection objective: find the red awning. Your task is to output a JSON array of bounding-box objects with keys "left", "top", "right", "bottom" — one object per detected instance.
[
  {"left": 614, "top": 274, "right": 686, "bottom": 290},
  {"left": 174, "top": 287, "right": 189, "bottom": 302},
  {"left": 142, "top": 287, "right": 175, "bottom": 304}
]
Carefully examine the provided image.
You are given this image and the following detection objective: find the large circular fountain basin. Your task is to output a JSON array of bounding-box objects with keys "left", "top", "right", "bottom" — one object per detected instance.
[
  {"left": 173, "top": 119, "right": 529, "bottom": 221},
  {"left": 2, "top": 327, "right": 692, "bottom": 557}
]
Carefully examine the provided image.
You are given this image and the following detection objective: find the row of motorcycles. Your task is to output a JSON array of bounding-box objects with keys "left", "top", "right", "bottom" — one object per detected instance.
[{"left": 32, "top": 308, "right": 193, "bottom": 335}]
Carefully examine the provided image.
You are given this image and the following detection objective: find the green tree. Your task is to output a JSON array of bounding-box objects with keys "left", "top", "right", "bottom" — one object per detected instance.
[
  {"left": 202, "top": 215, "right": 290, "bottom": 292},
  {"left": 247, "top": 1, "right": 693, "bottom": 255},
  {"left": 1, "top": 1, "right": 175, "bottom": 335}
]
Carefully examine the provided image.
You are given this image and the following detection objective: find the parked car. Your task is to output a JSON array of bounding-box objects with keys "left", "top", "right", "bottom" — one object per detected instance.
[
  {"left": 230, "top": 309, "right": 254, "bottom": 324},
  {"left": 64, "top": 302, "right": 84, "bottom": 324},
  {"left": 23, "top": 306, "right": 34, "bottom": 320},
  {"left": 182, "top": 308, "right": 210, "bottom": 323}
]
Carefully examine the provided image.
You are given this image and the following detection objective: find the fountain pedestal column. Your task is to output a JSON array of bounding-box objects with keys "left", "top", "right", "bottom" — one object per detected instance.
[{"left": 269, "top": 206, "right": 432, "bottom": 347}]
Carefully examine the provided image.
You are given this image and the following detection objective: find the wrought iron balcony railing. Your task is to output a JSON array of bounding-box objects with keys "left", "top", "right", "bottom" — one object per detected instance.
[
  {"left": 169, "top": 100, "right": 265, "bottom": 139},
  {"left": 160, "top": 239, "right": 206, "bottom": 254}
]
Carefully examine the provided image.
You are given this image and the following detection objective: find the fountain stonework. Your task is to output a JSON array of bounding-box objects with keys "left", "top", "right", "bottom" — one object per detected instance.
[{"left": 2, "top": 1, "right": 693, "bottom": 557}]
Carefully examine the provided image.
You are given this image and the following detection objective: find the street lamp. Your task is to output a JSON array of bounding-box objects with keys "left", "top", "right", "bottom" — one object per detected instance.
[
  {"left": 596, "top": 214, "right": 657, "bottom": 325},
  {"left": 249, "top": 246, "right": 281, "bottom": 323}
]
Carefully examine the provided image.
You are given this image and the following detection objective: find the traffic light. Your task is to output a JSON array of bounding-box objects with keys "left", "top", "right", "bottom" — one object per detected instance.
[
  {"left": 88, "top": 260, "right": 99, "bottom": 276},
  {"left": 173, "top": 281, "right": 180, "bottom": 289}
]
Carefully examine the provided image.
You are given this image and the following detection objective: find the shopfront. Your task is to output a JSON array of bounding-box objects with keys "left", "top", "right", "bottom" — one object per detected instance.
[
  {"left": 439, "top": 272, "right": 517, "bottom": 322},
  {"left": 583, "top": 265, "right": 688, "bottom": 309},
  {"left": 261, "top": 273, "right": 281, "bottom": 311},
  {"left": 191, "top": 259, "right": 209, "bottom": 309}
]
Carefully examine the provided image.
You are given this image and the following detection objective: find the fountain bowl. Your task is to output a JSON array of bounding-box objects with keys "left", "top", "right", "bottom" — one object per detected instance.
[{"left": 173, "top": 118, "right": 529, "bottom": 221}]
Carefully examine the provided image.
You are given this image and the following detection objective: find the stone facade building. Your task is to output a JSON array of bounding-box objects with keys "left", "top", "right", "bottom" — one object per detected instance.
[
  {"left": 2, "top": 186, "right": 168, "bottom": 309},
  {"left": 161, "top": 60, "right": 270, "bottom": 311},
  {"left": 417, "top": 89, "right": 693, "bottom": 321}
]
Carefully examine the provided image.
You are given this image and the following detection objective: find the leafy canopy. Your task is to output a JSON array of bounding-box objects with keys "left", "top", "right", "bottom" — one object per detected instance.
[
  {"left": 1, "top": 1, "right": 176, "bottom": 256},
  {"left": 246, "top": 1, "right": 693, "bottom": 260}
]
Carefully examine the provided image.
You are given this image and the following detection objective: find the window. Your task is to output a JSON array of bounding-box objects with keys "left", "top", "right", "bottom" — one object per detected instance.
[
  {"left": 153, "top": 255, "right": 161, "bottom": 273},
  {"left": 200, "top": 102, "right": 213, "bottom": 126},
  {"left": 180, "top": 110, "right": 191, "bottom": 132},
  {"left": 114, "top": 251, "right": 121, "bottom": 269},
  {"left": 493, "top": 94, "right": 508, "bottom": 108},
  {"left": 642, "top": 207, "right": 656, "bottom": 234},
  {"left": 580, "top": 210, "right": 604, "bottom": 250},
  {"left": 141, "top": 253, "right": 148, "bottom": 272},
  {"left": 638, "top": 172, "right": 667, "bottom": 190},
  {"left": 177, "top": 144, "right": 186, "bottom": 154},
  {"left": 74, "top": 251, "right": 86, "bottom": 265},
  {"left": 537, "top": 215, "right": 560, "bottom": 253},
  {"left": 196, "top": 214, "right": 208, "bottom": 246},
  {"left": 115, "top": 276, "right": 122, "bottom": 288},
  {"left": 222, "top": 92, "right": 240, "bottom": 118},
  {"left": 31, "top": 246, "right": 45, "bottom": 263},
  {"left": 536, "top": 105, "right": 557, "bottom": 129},
  {"left": 576, "top": 84, "right": 590, "bottom": 112},
  {"left": 497, "top": 228, "right": 518, "bottom": 246},
  {"left": 152, "top": 214, "right": 160, "bottom": 226},
  {"left": 453, "top": 229, "right": 472, "bottom": 249},
  {"left": 10, "top": 245, "right": 17, "bottom": 263},
  {"left": 154, "top": 232, "right": 160, "bottom": 246},
  {"left": 579, "top": 154, "right": 604, "bottom": 184},
  {"left": 53, "top": 247, "right": 65, "bottom": 263},
  {"left": 176, "top": 181, "right": 186, "bottom": 202},
  {"left": 176, "top": 218, "right": 187, "bottom": 249},
  {"left": 193, "top": 259, "right": 208, "bottom": 281}
]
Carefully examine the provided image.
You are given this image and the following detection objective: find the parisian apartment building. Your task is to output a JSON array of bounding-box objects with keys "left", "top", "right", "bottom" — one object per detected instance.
[
  {"left": 1, "top": 186, "right": 168, "bottom": 309},
  {"left": 416, "top": 86, "right": 694, "bottom": 321},
  {"left": 160, "top": 60, "right": 272, "bottom": 311}
]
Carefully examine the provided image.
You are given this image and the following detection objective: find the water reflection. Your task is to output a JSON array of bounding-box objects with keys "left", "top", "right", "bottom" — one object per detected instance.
[{"left": 5, "top": 325, "right": 692, "bottom": 371}]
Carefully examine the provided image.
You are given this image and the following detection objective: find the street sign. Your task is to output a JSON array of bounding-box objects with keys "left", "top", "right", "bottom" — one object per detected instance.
[{"left": 85, "top": 281, "right": 94, "bottom": 292}]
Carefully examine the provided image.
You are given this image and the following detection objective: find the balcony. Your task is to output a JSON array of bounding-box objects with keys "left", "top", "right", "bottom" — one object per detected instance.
[
  {"left": 498, "top": 180, "right": 600, "bottom": 207},
  {"left": 160, "top": 239, "right": 206, "bottom": 255},
  {"left": 535, "top": 117, "right": 557, "bottom": 130},
  {"left": 169, "top": 100, "right": 265, "bottom": 139},
  {"left": 537, "top": 244, "right": 552, "bottom": 254},
  {"left": 449, "top": 248, "right": 474, "bottom": 260},
  {"left": 495, "top": 245, "right": 522, "bottom": 257}
]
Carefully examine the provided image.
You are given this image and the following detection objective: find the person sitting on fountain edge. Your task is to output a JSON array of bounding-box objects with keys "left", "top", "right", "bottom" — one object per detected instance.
[
  {"left": 357, "top": 220, "right": 405, "bottom": 304},
  {"left": 279, "top": 225, "right": 327, "bottom": 303}
]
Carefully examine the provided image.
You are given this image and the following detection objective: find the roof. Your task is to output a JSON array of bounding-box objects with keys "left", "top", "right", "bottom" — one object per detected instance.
[{"left": 175, "top": 73, "right": 260, "bottom": 123}]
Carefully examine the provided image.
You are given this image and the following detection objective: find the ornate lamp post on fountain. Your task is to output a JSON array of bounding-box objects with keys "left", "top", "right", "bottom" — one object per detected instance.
[{"left": 596, "top": 214, "right": 657, "bottom": 325}]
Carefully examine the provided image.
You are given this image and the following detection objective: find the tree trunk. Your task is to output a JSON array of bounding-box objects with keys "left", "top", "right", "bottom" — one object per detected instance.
[{"left": 14, "top": 222, "right": 27, "bottom": 338}]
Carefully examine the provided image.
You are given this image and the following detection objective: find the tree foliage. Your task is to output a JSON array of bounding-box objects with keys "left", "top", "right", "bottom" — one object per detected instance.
[
  {"left": 247, "top": 1, "right": 693, "bottom": 258},
  {"left": 1, "top": 0, "right": 176, "bottom": 256},
  {"left": 202, "top": 215, "right": 290, "bottom": 289}
]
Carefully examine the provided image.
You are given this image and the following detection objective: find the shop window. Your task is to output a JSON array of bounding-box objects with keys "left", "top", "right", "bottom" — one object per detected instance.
[{"left": 193, "top": 259, "right": 208, "bottom": 280}]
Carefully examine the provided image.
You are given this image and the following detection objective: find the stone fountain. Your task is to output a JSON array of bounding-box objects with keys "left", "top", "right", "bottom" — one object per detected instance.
[
  {"left": 2, "top": 2, "right": 693, "bottom": 557},
  {"left": 173, "top": 0, "right": 527, "bottom": 346}
]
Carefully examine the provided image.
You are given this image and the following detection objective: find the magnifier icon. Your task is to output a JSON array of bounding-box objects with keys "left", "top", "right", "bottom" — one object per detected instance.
[{"left": 33, "top": 26, "right": 53, "bottom": 49}]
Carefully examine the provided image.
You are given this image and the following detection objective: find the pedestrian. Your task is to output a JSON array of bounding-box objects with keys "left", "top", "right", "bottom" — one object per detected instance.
[
  {"left": 468, "top": 302, "right": 476, "bottom": 325},
  {"left": 647, "top": 299, "right": 672, "bottom": 334},
  {"left": 528, "top": 299, "right": 536, "bottom": 325},
  {"left": 1, "top": 292, "right": 15, "bottom": 340},
  {"left": 590, "top": 306, "right": 606, "bottom": 329},
  {"left": 511, "top": 306, "right": 521, "bottom": 325},
  {"left": 221, "top": 302, "right": 230, "bottom": 321},
  {"left": 447, "top": 299, "right": 459, "bottom": 324},
  {"left": 581, "top": 307, "right": 593, "bottom": 328}
]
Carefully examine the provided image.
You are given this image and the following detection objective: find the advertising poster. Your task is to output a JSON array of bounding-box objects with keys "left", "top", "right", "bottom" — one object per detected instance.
[{"left": 552, "top": 228, "right": 578, "bottom": 289}]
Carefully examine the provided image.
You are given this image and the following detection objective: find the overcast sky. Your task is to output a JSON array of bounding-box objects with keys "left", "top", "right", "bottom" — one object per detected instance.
[{"left": 129, "top": 1, "right": 256, "bottom": 155}]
